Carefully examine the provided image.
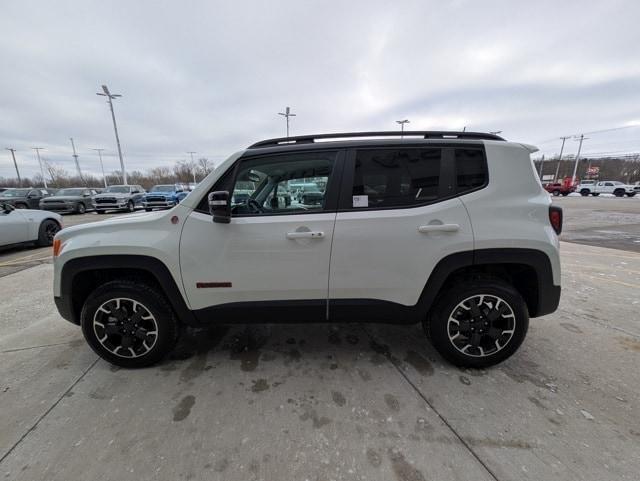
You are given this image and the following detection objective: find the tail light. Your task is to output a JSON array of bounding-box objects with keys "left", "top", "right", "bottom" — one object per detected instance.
[{"left": 549, "top": 206, "right": 563, "bottom": 235}]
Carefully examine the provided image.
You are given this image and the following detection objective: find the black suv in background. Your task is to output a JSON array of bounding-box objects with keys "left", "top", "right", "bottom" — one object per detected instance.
[{"left": 0, "top": 188, "right": 57, "bottom": 209}]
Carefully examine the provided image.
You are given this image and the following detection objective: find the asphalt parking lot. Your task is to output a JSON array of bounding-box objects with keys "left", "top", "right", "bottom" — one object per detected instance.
[{"left": 1, "top": 200, "right": 639, "bottom": 481}]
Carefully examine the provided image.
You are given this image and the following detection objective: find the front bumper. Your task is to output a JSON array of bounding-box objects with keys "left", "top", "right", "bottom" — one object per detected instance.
[
  {"left": 93, "top": 202, "right": 128, "bottom": 210},
  {"left": 54, "top": 295, "right": 78, "bottom": 324},
  {"left": 143, "top": 200, "right": 176, "bottom": 209}
]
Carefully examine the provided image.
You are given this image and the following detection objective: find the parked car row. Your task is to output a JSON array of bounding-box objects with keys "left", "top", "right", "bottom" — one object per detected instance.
[
  {"left": 576, "top": 180, "right": 637, "bottom": 197},
  {"left": 0, "top": 183, "right": 199, "bottom": 216},
  {"left": 541, "top": 179, "right": 638, "bottom": 198}
]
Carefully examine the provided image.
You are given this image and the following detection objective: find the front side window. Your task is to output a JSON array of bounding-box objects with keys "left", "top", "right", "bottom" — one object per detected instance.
[
  {"left": 351, "top": 148, "right": 441, "bottom": 209},
  {"left": 231, "top": 152, "right": 336, "bottom": 216}
]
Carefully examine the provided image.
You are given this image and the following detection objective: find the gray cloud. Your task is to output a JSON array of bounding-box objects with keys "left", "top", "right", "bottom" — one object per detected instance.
[{"left": 1, "top": 0, "right": 639, "bottom": 178}]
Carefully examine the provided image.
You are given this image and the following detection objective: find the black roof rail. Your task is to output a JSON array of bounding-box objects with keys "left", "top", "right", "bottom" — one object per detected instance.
[{"left": 248, "top": 131, "right": 505, "bottom": 148}]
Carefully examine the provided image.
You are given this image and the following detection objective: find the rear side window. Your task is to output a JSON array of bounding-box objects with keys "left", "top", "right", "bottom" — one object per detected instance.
[
  {"left": 351, "top": 148, "right": 441, "bottom": 208},
  {"left": 455, "top": 148, "right": 486, "bottom": 193}
]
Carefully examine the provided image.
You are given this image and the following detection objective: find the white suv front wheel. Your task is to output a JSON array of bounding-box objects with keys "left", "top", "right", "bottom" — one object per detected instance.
[
  {"left": 426, "top": 278, "right": 529, "bottom": 368},
  {"left": 80, "top": 280, "right": 179, "bottom": 368}
]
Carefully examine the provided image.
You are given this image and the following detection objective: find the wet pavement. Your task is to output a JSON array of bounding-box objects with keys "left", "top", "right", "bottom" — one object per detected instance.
[{"left": 1, "top": 240, "right": 639, "bottom": 481}]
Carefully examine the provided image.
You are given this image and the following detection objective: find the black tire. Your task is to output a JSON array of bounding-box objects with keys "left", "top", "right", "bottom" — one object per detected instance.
[
  {"left": 145, "top": 208, "right": 152, "bottom": 212},
  {"left": 80, "top": 280, "right": 179, "bottom": 368},
  {"left": 592, "top": 193, "right": 600, "bottom": 196},
  {"left": 127, "top": 200, "right": 135, "bottom": 212},
  {"left": 37, "top": 219, "right": 61, "bottom": 246},
  {"left": 425, "top": 278, "right": 529, "bottom": 368},
  {"left": 580, "top": 189, "right": 589, "bottom": 196},
  {"left": 76, "top": 202, "right": 86, "bottom": 214},
  {"left": 552, "top": 190, "right": 560, "bottom": 196},
  {"left": 627, "top": 193, "right": 636, "bottom": 197},
  {"left": 561, "top": 192, "right": 569, "bottom": 196},
  {"left": 15, "top": 202, "right": 27, "bottom": 209},
  {"left": 97, "top": 210, "right": 105, "bottom": 214},
  {"left": 614, "top": 190, "right": 624, "bottom": 197}
]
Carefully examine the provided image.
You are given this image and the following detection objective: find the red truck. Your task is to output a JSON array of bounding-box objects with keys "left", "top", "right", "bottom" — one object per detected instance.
[{"left": 543, "top": 177, "right": 576, "bottom": 196}]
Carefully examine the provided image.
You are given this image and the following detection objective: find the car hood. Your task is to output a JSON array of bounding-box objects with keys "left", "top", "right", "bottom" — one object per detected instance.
[
  {"left": 94, "top": 192, "right": 130, "bottom": 199},
  {"left": 55, "top": 209, "right": 168, "bottom": 240},
  {"left": 10, "top": 208, "right": 62, "bottom": 220},
  {"left": 42, "top": 195, "right": 84, "bottom": 201}
]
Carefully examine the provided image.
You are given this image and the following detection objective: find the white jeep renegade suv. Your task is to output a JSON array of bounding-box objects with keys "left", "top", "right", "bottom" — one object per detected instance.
[{"left": 53, "top": 131, "right": 562, "bottom": 368}]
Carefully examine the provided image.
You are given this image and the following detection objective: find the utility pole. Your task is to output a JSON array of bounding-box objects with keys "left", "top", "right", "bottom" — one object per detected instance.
[
  {"left": 278, "top": 107, "right": 296, "bottom": 137},
  {"left": 571, "top": 135, "right": 588, "bottom": 184},
  {"left": 69, "top": 137, "right": 84, "bottom": 182},
  {"left": 32, "top": 147, "right": 48, "bottom": 188},
  {"left": 187, "top": 151, "right": 197, "bottom": 183},
  {"left": 6, "top": 148, "right": 21, "bottom": 185},
  {"left": 96, "top": 85, "right": 127, "bottom": 184},
  {"left": 92, "top": 148, "right": 108, "bottom": 187},
  {"left": 553, "top": 136, "right": 570, "bottom": 182},
  {"left": 396, "top": 119, "right": 410, "bottom": 137}
]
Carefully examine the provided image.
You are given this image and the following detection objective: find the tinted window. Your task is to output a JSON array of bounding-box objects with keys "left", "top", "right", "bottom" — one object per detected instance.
[
  {"left": 455, "top": 148, "right": 486, "bottom": 193},
  {"left": 351, "top": 148, "right": 441, "bottom": 208},
  {"left": 231, "top": 152, "right": 336, "bottom": 215}
]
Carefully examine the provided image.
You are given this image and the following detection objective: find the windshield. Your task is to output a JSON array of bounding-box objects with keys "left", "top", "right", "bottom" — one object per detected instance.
[
  {"left": 1, "top": 188, "right": 30, "bottom": 197},
  {"left": 150, "top": 185, "right": 174, "bottom": 192},
  {"left": 56, "top": 188, "right": 85, "bottom": 196},
  {"left": 105, "top": 186, "right": 130, "bottom": 193}
]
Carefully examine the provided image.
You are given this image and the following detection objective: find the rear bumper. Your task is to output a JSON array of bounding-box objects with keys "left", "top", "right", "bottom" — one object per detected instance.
[{"left": 536, "top": 285, "right": 561, "bottom": 317}]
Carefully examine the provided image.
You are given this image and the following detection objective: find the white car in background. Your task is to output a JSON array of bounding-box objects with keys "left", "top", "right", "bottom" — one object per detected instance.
[{"left": 0, "top": 203, "right": 62, "bottom": 248}]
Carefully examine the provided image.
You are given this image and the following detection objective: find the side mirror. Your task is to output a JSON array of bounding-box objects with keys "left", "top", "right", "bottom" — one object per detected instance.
[
  {"left": 208, "top": 191, "right": 231, "bottom": 224},
  {"left": 2, "top": 203, "right": 15, "bottom": 214}
]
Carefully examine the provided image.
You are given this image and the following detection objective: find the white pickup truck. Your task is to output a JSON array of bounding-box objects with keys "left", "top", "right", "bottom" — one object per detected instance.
[{"left": 577, "top": 180, "right": 636, "bottom": 197}]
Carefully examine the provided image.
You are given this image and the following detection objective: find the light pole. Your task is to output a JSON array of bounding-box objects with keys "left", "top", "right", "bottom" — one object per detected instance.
[
  {"left": 92, "top": 148, "right": 108, "bottom": 187},
  {"left": 6, "top": 148, "right": 21, "bottom": 185},
  {"left": 70, "top": 137, "right": 84, "bottom": 182},
  {"left": 553, "top": 136, "right": 570, "bottom": 182},
  {"left": 278, "top": 107, "right": 296, "bottom": 137},
  {"left": 396, "top": 119, "right": 410, "bottom": 137},
  {"left": 32, "top": 147, "right": 47, "bottom": 188},
  {"left": 570, "top": 135, "right": 588, "bottom": 184},
  {"left": 187, "top": 151, "right": 197, "bottom": 183},
  {"left": 96, "top": 85, "right": 127, "bottom": 184}
]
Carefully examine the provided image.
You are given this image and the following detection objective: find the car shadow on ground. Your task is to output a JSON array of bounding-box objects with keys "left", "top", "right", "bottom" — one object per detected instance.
[{"left": 151, "top": 323, "right": 460, "bottom": 382}]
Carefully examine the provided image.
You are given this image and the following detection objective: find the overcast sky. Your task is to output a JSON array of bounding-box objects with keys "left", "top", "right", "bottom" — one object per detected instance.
[{"left": 1, "top": 0, "right": 639, "bottom": 179}]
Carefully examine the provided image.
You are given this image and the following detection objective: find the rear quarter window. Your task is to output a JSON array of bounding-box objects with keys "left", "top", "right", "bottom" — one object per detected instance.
[{"left": 455, "top": 148, "right": 487, "bottom": 194}]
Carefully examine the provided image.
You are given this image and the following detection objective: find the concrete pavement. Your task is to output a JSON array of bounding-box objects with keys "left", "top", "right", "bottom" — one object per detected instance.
[{"left": 1, "top": 241, "right": 639, "bottom": 481}]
